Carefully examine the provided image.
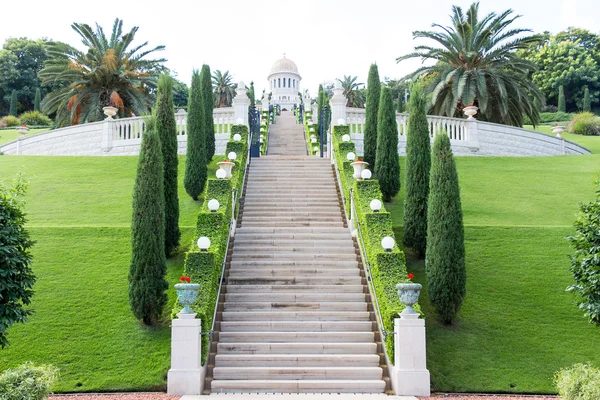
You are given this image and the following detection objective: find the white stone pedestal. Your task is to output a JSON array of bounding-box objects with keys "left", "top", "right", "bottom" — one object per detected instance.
[
  {"left": 167, "top": 313, "right": 204, "bottom": 395},
  {"left": 393, "top": 315, "right": 430, "bottom": 396}
]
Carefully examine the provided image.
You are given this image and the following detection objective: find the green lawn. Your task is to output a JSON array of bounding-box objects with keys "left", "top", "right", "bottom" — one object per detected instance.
[
  {"left": 388, "top": 137, "right": 600, "bottom": 393},
  {"left": 0, "top": 128, "right": 50, "bottom": 146},
  {"left": 523, "top": 124, "right": 600, "bottom": 154},
  {"left": 0, "top": 155, "right": 217, "bottom": 392}
]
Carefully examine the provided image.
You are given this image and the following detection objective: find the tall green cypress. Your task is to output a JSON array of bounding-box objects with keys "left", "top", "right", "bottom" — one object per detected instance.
[
  {"left": 129, "top": 117, "right": 168, "bottom": 325},
  {"left": 558, "top": 85, "right": 566, "bottom": 112},
  {"left": 583, "top": 86, "right": 591, "bottom": 112},
  {"left": 155, "top": 74, "right": 180, "bottom": 256},
  {"left": 403, "top": 84, "right": 431, "bottom": 257},
  {"left": 364, "top": 64, "right": 381, "bottom": 167},
  {"left": 317, "top": 84, "right": 324, "bottom": 122},
  {"left": 426, "top": 133, "right": 465, "bottom": 325},
  {"left": 9, "top": 90, "right": 17, "bottom": 116},
  {"left": 184, "top": 70, "right": 207, "bottom": 200},
  {"left": 34, "top": 88, "right": 41, "bottom": 112},
  {"left": 200, "top": 65, "right": 215, "bottom": 164},
  {"left": 374, "top": 87, "right": 400, "bottom": 202}
]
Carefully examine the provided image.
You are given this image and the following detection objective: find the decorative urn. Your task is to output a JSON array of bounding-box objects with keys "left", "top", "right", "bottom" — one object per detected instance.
[
  {"left": 17, "top": 125, "right": 29, "bottom": 135},
  {"left": 103, "top": 106, "right": 118, "bottom": 119},
  {"left": 174, "top": 282, "right": 200, "bottom": 315},
  {"left": 552, "top": 124, "right": 565, "bottom": 138},
  {"left": 462, "top": 104, "right": 479, "bottom": 120},
  {"left": 350, "top": 159, "right": 369, "bottom": 179},
  {"left": 216, "top": 160, "right": 235, "bottom": 179},
  {"left": 396, "top": 282, "right": 422, "bottom": 315}
]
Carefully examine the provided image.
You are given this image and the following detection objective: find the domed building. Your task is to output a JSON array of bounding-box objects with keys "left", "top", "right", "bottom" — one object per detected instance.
[{"left": 267, "top": 54, "right": 301, "bottom": 111}]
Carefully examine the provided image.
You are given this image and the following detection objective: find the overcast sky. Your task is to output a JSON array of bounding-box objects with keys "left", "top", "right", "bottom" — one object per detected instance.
[{"left": 1, "top": 0, "right": 598, "bottom": 98}]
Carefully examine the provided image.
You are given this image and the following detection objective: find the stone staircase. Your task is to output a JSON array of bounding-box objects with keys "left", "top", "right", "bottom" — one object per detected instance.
[{"left": 206, "top": 112, "right": 388, "bottom": 394}]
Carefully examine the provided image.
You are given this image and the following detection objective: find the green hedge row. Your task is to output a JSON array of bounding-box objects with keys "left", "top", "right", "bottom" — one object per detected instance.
[
  {"left": 332, "top": 124, "right": 414, "bottom": 363},
  {"left": 304, "top": 118, "right": 319, "bottom": 155},
  {"left": 178, "top": 124, "right": 249, "bottom": 365}
]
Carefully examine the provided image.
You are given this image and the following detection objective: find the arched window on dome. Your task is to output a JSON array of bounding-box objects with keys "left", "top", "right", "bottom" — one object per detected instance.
[
  {"left": 278, "top": 78, "right": 281, "bottom": 88},
  {"left": 288, "top": 78, "right": 291, "bottom": 88},
  {"left": 283, "top": 78, "right": 286, "bottom": 88},
  {"left": 293, "top": 79, "right": 295, "bottom": 88}
]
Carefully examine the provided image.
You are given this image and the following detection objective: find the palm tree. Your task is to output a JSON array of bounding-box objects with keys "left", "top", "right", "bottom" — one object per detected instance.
[
  {"left": 40, "top": 19, "right": 166, "bottom": 125},
  {"left": 338, "top": 75, "right": 364, "bottom": 108},
  {"left": 212, "top": 70, "right": 236, "bottom": 108},
  {"left": 396, "top": 2, "right": 543, "bottom": 126}
]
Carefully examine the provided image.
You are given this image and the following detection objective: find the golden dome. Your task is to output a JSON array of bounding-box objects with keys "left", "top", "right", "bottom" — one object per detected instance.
[{"left": 269, "top": 55, "right": 299, "bottom": 75}]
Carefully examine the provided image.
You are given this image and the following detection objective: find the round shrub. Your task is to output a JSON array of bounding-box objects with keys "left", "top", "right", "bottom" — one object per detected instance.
[
  {"left": 0, "top": 116, "right": 21, "bottom": 127},
  {"left": 0, "top": 362, "right": 59, "bottom": 400},
  {"left": 554, "top": 363, "right": 600, "bottom": 400},
  {"left": 568, "top": 112, "right": 600, "bottom": 136},
  {"left": 18, "top": 111, "right": 52, "bottom": 126}
]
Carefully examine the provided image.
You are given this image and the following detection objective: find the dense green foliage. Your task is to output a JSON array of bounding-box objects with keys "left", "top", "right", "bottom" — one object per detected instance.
[
  {"left": 397, "top": 2, "right": 543, "bottom": 126},
  {"left": 364, "top": 64, "right": 381, "bottom": 167},
  {"left": 567, "top": 182, "right": 600, "bottom": 325},
  {"left": 33, "top": 88, "right": 41, "bottom": 112},
  {"left": 155, "top": 74, "right": 180, "bottom": 256},
  {"left": 403, "top": 84, "right": 430, "bottom": 257},
  {"left": 172, "top": 79, "right": 189, "bottom": 108},
  {"left": 184, "top": 70, "right": 207, "bottom": 200},
  {"left": 583, "top": 86, "right": 591, "bottom": 112},
  {"left": 338, "top": 75, "right": 364, "bottom": 107},
  {"left": 40, "top": 18, "right": 166, "bottom": 125},
  {"left": 0, "top": 174, "right": 35, "bottom": 348},
  {"left": 201, "top": 65, "right": 215, "bottom": 163},
  {"left": 18, "top": 111, "right": 52, "bottom": 126},
  {"left": 0, "top": 116, "right": 20, "bottom": 127},
  {"left": 568, "top": 112, "right": 600, "bottom": 136},
  {"left": 426, "top": 133, "right": 465, "bottom": 324},
  {"left": 0, "top": 362, "right": 58, "bottom": 400},
  {"left": 554, "top": 363, "right": 600, "bottom": 400},
  {"left": 129, "top": 120, "right": 168, "bottom": 325},
  {"left": 558, "top": 85, "right": 566, "bottom": 113},
  {"left": 8, "top": 90, "right": 17, "bottom": 116},
  {"left": 212, "top": 70, "right": 236, "bottom": 108},
  {"left": 374, "top": 87, "right": 400, "bottom": 202}
]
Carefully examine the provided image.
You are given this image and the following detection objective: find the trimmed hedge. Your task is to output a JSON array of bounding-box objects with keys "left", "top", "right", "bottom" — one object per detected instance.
[{"left": 304, "top": 118, "right": 319, "bottom": 155}]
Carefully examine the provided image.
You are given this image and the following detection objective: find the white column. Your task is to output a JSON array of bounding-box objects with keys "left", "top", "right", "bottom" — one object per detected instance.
[
  {"left": 233, "top": 81, "right": 250, "bottom": 126},
  {"left": 167, "top": 313, "right": 204, "bottom": 395},
  {"left": 101, "top": 117, "right": 114, "bottom": 153},
  {"left": 393, "top": 314, "right": 430, "bottom": 396},
  {"left": 330, "top": 80, "right": 347, "bottom": 127},
  {"left": 466, "top": 119, "right": 480, "bottom": 151}
]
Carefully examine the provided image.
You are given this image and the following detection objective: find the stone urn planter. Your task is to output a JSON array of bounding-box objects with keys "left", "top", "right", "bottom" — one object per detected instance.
[
  {"left": 350, "top": 160, "right": 369, "bottom": 179},
  {"left": 103, "top": 106, "right": 118, "bottom": 119},
  {"left": 16, "top": 126, "right": 29, "bottom": 135},
  {"left": 216, "top": 160, "right": 235, "bottom": 179},
  {"left": 175, "top": 283, "right": 200, "bottom": 314},
  {"left": 552, "top": 124, "right": 565, "bottom": 138},
  {"left": 462, "top": 105, "right": 479, "bottom": 120},
  {"left": 396, "top": 282, "right": 422, "bottom": 315}
]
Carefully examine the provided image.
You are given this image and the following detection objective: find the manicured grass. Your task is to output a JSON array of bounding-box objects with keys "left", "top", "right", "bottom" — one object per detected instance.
[
  {"left": 523, "top": 124, "right": 600, "bottom": 154},
  {"left": 389, "top": 152, "right": 600, "bottom": 393},
  {"left": 0, "top": 128, "right": 50, "bottom": 146},
  {"left": 0, "top": 155, "right": 218, "bottom": 392}
]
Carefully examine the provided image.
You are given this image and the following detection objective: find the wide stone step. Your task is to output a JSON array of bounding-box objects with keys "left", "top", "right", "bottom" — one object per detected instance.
[
  {"left": 241, "top": 216, "right": 344, "bottom": 223},
  {"left": 241, "top": 211, "right": 343, "bottom": 218},
  {"left": 228, "top": 268, "right": 360, "bottom": 277},
  {"left": 235, "top": 227, "right": 349, "bottom": 234},
  {"left": 216, "top": 342, "right": 378, "bottom": 354},
  {"left": 230, "top": 253, "right": 355, "bottom": 261},
  {"left": 233, "top": 238, "right": 350, "bottom": 246},
  {"left": 210, "top": 379, "right": 386, "bottom": 393},
  {"left": 244, "top": 190, "right": 338, "bottom": 196},
  {"left": 243, "top": 193, "right": 338, "bottom": 199},
  {"left": 212, "top": 366, "right": 383, "bottom": 380},
  {"left": 214, "top": 354, "right": 380, "bottom": 367},
  {"left": 220, "top": 321, "right": 373, "bottom": 332},
  {"left": 223, "top": 293, "right": 365, "bottom": 303},
  {"left": 240, "top": 221, "right": 345, "bottom": 228},
  {"left": 220, "top": 311, "right": 371, "bottom": 321},
  {"left": 231, "top": 246, "right": 354, "bottom": 254},
  {"left": 233, "top": 232, "right": 351, "bottom": 240},
  {"left": 218, "top": 331, "right": 374, "bottom": 343},
  {"left": 223, "top": 301, "right": 367, "bottom": 312},
  {"left": 224, "top": 284, "right": 364, "bottom": 293}
]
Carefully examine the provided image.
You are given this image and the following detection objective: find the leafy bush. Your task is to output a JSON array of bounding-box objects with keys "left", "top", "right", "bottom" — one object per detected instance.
[
  {"left": 18, "top": 111, "right": 52, "bottom": 126},
  {"left": 523, "top": 112, "right": 572, "bottom": 125},
  {"left": 568, "top": 112, "right": 600, "bottom": 136},
  {"left": 0, "top": 116, "right": 21, "bottom": 127},
  {"left": 0, "top": 362, "right": 59, "bottom": 400},
  {"left": 554, "top": 363, "right": 600, "bottom": 400}
]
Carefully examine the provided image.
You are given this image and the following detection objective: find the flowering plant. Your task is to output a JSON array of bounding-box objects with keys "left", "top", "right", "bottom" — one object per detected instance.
[
  {"left": 467, "top": 103, "right": 473, "bottom": 107},
  {"left": 21, "top": 124, "right": 27, "bottom": 128},
  {"left": 180, "top": 276, "right": 191, "bottom": 283},
  {"left": 357, "top": 157, "right": 363, "bottom": 162},
  {"left": 407, "top": 273, "right": 415, "bottom": 280},
  {"left": 222, "top": 159, "right": 229, "bottom": 162}
]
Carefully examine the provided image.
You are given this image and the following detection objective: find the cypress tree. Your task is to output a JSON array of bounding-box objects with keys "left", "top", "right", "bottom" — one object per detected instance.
[
  {"left": 184, "top": 70, "right": 207, "bottom": 200},
  {"left": 374, "top": 87, "right": 400, "bottom": 202},
  {"left": 129, "top": 117, "right": 168, "bottom": 325},
  {"left": 403, "top": 84, "right": 431, "bottom": 257},
  {"left": 9, "top": 90, "right": 17, "bottom": 116},
  {"left": 364, "top": 64, "right": 381, "bottom": 167},
  {"left": 34, "top": 88, "right": 41, "bottom": 112},
  {"left": 155, "top": 74, "right": 180, "bottom": 256},
  {"left": 426, "top": 133, "right": 465, "bottom": 325},
  {"left": 583, "top": 86, "right": 591, "bottom": 112},
  {"left": 200, "top": 65, "right": 215, "bottom": 164},
  {"left": 558, "top": 85, "right": 566, "bottom": 112},
  {"left": 317, "top": 84, "right": 324, "bottom": 124}
]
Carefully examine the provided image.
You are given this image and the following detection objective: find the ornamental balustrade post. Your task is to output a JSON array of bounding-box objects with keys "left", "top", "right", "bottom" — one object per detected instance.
[
  {"left": 393, "top": 311, "right": 430, "bottom": 396},
  {"left": 330, "top": 80, "right": 347, "bottom": 128},
  {"left": 233, "top": 81, "right": 251, "bottom": 127},
  {"left": 462, "top": 106, "right": 480, "bottom": 151},
  {"left": 101, "top": 115, "right": 115, "bottom": 153}
]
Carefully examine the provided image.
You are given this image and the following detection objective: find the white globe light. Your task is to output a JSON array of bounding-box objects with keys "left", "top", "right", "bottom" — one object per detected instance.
[
  {"left": 228, "top": 151, "right": 237, "bottom": 161},
  {"left": 338, "top": 118, "right": 346, "bottom": 125},
  {"left": 236, "top": 118, "right": 244, "bottom": 124},
  {"left": 361, "top": 169, "right": 372, "bottom": 180},
  {"left": 342, "top": 134, "right": 350, "bottom": 142},
  {"left": 309, "top": 127, "right": 315, "bottom": 132},
  {"left": 370, "top": 199, "right": 382, "bottom": 212},
  {"left": 381, "top": 236, "right": 395, "bottom": 252},
  {"left": 346, "top": 152, "right": 356, "bottom": 161},
  {"left": 208, "top": 199, "right": 220, "bottom": 212},
  {"left": 197, "top": 236, "right": 211, "bottom": 251},
  {"left": 233, "top": 133, "right": 242, "bottom": 142},
  {"left": 313, "top": 146, "right": 319, "bottom": 151},
  {"left": 216, "top": 168, "right": 227, "bottom": 179},
  {"left": 311, "top": 138, "right": 317, "bottom": 143}
]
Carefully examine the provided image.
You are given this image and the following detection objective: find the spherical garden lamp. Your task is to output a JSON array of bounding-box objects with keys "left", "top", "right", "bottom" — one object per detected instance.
[
  {"left": 216, "top": 168, "right": 227, "bottom": 179},
  {"left": 228, "top": 151, "right": 237, "bottom": 161},
  {"left": 381, "top": 236, "right": 395, "bottom": 252},
  {"left": 233, "top": 133, "right": 242, "bottom": 142},
  {"left": 370, "top": 199, "right": 382, "bottom": 213},
  {"left": 342, "top": 134, "right": 350, "bottom": 143},
  {"left": 208, "top": 199, "right": 220, "bottom": 212},
  {"left": 361, "top": 169, "right": 372, "bottom": 180},
  {"left": 197, "top": 236, "right": 211, "bottom": 252},
  {"left": 346, "top": 152, "right": 356, "bottom": 161}
]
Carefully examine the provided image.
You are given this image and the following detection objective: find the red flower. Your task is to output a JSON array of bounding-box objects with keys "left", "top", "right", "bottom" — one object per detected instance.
[
  {"left": 407, "top": 273, "right": 415, "bottom": 280},
  {"left": 556, "top": 123, "right": 559, "bottom": 126},
  {"left": 467, "top": 104, "right": 473, "bottom": 107},
  {"left": 21, "top": 124, "right": 27, "bottom": 127},
  {"left": 180, "top": 276, "right": 191, "bottom": 283},
  {"left": 357, "top": 157, "right": 363, "bottom": 162}
]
